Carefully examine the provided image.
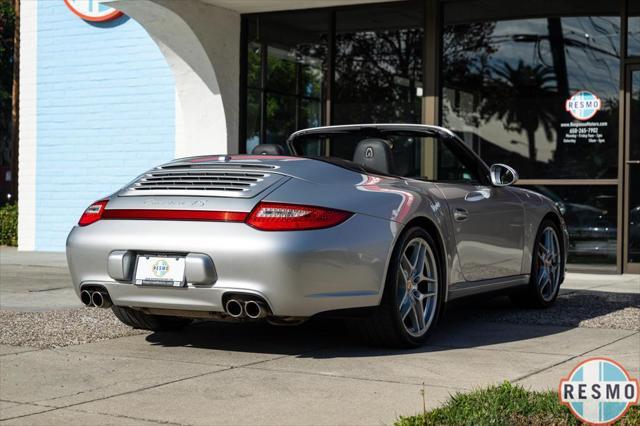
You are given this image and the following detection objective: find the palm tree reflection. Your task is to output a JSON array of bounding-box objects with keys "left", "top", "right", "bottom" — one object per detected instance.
[{"left": 481, "top": 61, "right": 557, "bottom": 162}]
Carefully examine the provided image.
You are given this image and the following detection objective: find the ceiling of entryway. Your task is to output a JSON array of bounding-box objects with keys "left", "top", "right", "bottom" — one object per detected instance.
[{"left": 200, "top": 0, "right": 403, "bottom": 14}]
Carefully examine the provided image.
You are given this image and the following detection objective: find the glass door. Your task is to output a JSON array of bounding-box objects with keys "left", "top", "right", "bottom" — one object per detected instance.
[{"left": 625, "top": 65, "right": 640, "bottom": 273}]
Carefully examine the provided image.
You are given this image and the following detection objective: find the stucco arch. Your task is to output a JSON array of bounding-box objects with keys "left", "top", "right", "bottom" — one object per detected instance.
[{"left": 108, "top": 0, "right": 240, "bottom": 156}]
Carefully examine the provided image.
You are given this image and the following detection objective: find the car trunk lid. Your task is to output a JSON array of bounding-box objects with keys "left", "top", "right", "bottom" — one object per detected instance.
[{"left": 105, "top": 155, "right": 368, "bottom": 213}]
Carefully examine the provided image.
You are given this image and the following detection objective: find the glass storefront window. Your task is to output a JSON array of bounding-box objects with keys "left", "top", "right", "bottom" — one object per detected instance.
[
  {"left": 245, "top": 10, "right": 328, "bottom": 149},
  {"left": 523, "top": 185, "right": 618, "bottom": 269},
  {"left": 629, "top": 0, "right": 640, "bottom": 56},
  {"left": 246, "top": 89, "right": 261, "bottom": 152},
  {"left": 627, "top": 71, "right": 640, "bottom": 266},
  {"left": 247, "top": 42, "right": 261, "bottom": 89},
  {"left": 300, "top": 99, "right": 322, "bottom": 129},
  {"left": 267, "top": 46, "right": 297, "bottom": 94},
  {"left": 333, "top": 1, "right": 424, "bottom": 125},
  {"left": 441, "top": 2, "right": 621, "bottom": 179}
]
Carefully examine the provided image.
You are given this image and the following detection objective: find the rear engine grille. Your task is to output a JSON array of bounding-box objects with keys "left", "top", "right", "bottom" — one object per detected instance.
[{"left": 122, "top": 167, "right": 283, "bottom": 198}]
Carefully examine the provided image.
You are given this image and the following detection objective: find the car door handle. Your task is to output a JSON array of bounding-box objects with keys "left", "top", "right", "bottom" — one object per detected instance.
[
  {"left": 627, "top": 160, "right": 640, "bottom": 165},
  {"left": 453, "top": 208, "right": 469, "bottom": 222},
  {"left": 465, "top": 190, "right": 490, "bottom": 202}
]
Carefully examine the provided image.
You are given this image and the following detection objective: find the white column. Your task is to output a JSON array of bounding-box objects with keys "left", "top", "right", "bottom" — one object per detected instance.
[
  {"left": 18, "top": 0, "right": 38, "bottom": 251},
  {"left": 108, "top": 0, "right": 240, "bottom": 156}
]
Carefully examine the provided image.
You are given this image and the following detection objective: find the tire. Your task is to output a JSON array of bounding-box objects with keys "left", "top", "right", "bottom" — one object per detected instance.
[
  {"left": 355, "top": 226, "right": 444, "bottom": 348},
  {"left": 511, "top": 219, "right": 563, "bottom": 308},
  {"left": 111, "top": 305, "right": 192, "bottom": 331}
]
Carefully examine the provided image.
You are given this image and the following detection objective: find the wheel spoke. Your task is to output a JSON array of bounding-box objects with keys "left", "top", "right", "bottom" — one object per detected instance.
[
  {"left": 547, "top": 268, "right": 555, "bottom": 288},
  {"left": 537, "top": 267, "right": 547, "bottom": 287},
  {"left": 408, "top": 244, "right": 420, "bottom": 270},
  {"left": 414, "top": 243, "right": 427, "bottom": 280},
  {"left": 400, "top": 254, "right": 412, "bottom": 281},
  {"left": 411, "top": 297, "right": 426, "bottom": 331},
  {"left": 400, "top": 295, "right": 412, "bottom": 320},
  {"left": 540, "top": 276, "right": 550, "bottom": 293},
  {"left": 538, "top": 242, "right": 548, "bottom": 255}
]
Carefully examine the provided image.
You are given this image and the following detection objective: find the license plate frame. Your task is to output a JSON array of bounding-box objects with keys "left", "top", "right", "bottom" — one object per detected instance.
[{"left": 134, "top": 255, "right": 186, "bottom": 287}]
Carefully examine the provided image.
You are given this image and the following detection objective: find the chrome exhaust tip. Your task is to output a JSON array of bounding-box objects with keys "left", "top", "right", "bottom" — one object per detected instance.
[
  {"left": 91, "top": 291, "right": 113, "bottom": 309},
  {"left": 80, "top": 290, "right": 93, "bottom": 307},
  {"left": 244, "top": 300, "right": 267, "bottom": 319},
  {"left": 225, "top": 299, "right": 244, "bottom": 318}
]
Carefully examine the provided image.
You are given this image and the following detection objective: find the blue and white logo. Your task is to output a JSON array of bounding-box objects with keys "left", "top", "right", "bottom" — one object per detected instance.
[
  {"left": 64, "top": 0, "right": 123, "bottom": 22},
  {"left": 565, "top": 90, "right": 601, "bottom": 121},
  {"left": 559, "top": 357, "right": 639, "bottom": 425},
  {"left": 152, "top": 260, "right": 170, "bottom": 278}
]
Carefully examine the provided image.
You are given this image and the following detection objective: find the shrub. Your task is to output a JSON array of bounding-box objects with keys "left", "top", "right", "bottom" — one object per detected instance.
[{"left": 0, "top": 202, "right": 17, "bottom": 246}]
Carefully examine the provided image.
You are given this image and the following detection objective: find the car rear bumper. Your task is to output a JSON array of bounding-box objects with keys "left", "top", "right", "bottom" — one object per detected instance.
[{"left": 66, "top": 214, "right": 397, "bottom": 317}]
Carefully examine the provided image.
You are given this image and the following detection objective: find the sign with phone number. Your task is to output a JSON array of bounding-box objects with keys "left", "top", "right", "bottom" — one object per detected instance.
[{"left": 560, "top": 122, "right": 608, "bottom": 144}]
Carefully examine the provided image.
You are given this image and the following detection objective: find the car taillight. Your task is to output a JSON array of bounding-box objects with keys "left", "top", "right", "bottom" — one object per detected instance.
[
  {"left": 246, "top": 202, "right": 352, "bottom": 231},
  {"left": 78, "top": 199, "right": 109, "bottom": 226}
]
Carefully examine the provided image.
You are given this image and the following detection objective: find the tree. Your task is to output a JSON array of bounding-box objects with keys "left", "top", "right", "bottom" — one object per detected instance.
[{"left": 481, "top": 60, "right": 557, "bottom": 162}]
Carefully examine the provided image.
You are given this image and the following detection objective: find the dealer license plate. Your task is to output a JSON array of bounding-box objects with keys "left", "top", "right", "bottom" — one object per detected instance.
[{"left": 134, "top": 255, "right": 185, "bottom": 287}]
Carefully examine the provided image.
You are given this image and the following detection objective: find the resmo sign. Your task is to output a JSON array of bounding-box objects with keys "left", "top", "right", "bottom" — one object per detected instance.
[
  {"left": 559, "top": 357, "right": 639, "bottom": 424},
  {"left": 565, "top": 90, "right": 602, "bottom": 121},
  {"left": 64, "top": 0, "right": 123, "bottom": 22}
]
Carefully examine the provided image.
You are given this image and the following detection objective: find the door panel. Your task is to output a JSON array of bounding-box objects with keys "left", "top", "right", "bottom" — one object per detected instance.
[{"left": 437, "top": 183, "right": 525, "bottom": 281}]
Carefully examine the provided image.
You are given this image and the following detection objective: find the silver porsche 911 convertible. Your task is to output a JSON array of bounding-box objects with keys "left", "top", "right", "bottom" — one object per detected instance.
[{"left": 67, "top": 124, "right": 568, "bottom": 347}]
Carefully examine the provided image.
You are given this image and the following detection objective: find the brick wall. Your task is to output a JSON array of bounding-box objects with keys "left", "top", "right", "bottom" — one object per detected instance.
[{"left": 34, "top": 2, "right": 175, "bottom": 251}]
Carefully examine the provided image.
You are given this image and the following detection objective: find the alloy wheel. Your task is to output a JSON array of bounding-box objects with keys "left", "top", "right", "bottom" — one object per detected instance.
[
  {"left": 536, "top": 226, "right": 561, "bottom": 302},
  {"left": 397, "top": 237, "right": 438, "bottom": 337}
]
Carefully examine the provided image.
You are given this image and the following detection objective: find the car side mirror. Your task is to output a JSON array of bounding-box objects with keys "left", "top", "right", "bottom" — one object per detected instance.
[{"left": 490, "top": 163, "right": 519, "bottom": 187}]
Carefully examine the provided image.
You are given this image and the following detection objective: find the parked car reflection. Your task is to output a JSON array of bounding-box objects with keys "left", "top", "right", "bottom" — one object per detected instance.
[{"left": 525, "top": 186, "right": 617, "bottom": 265}]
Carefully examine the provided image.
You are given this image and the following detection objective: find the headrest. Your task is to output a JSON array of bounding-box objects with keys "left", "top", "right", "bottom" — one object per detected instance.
[
  {"left": 352, "top": 138, "right": 394, "bottom": 174},
  {"left": 251, "top": 144, "right": 286, "bottom": 156}
]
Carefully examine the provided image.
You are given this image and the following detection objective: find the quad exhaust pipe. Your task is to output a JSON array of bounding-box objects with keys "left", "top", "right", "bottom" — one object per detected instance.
[
  {"left": 80, "top": 290, "right": 92, "bottom": 307},
  {"left": 225, "top": 299, "right": 244, "bottom": 318},
  {"left": 244, "top": 300, "right": 267, "bottom": 319},
  {"left": 224, "top": 297, "right": 269, "bottom": 319},
  {"left": 80, "top": 289, "right": 112, "bottom": 308},
  {"left": 91, "top": 291, "right": 112, "bottom": 308}
]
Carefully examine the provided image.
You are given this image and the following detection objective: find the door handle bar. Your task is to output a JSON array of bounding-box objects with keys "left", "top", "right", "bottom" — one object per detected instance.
[{"left": 465, "top": 190, "right": 490, "bottom": 202}]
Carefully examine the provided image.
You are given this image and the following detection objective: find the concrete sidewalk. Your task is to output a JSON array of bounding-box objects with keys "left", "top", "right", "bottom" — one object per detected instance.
[
  {"left": 0, "top": 248, "right": 80, "bottom": 311},
  {"left": 0, "top": 247, "right": 638, "bottom": 425},
  {"left": 1, "top": 314, "right": 637, "bottom": 425}
]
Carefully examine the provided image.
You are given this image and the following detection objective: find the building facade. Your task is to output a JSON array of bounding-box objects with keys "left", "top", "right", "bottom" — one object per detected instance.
[{"left": 18, "top": 0, "right": 640, "bottom": 273}]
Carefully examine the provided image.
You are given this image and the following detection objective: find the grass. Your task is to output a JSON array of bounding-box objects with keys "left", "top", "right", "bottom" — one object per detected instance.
[{"left": 396, "top": 382, "right": 640, "bottom": 426}]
